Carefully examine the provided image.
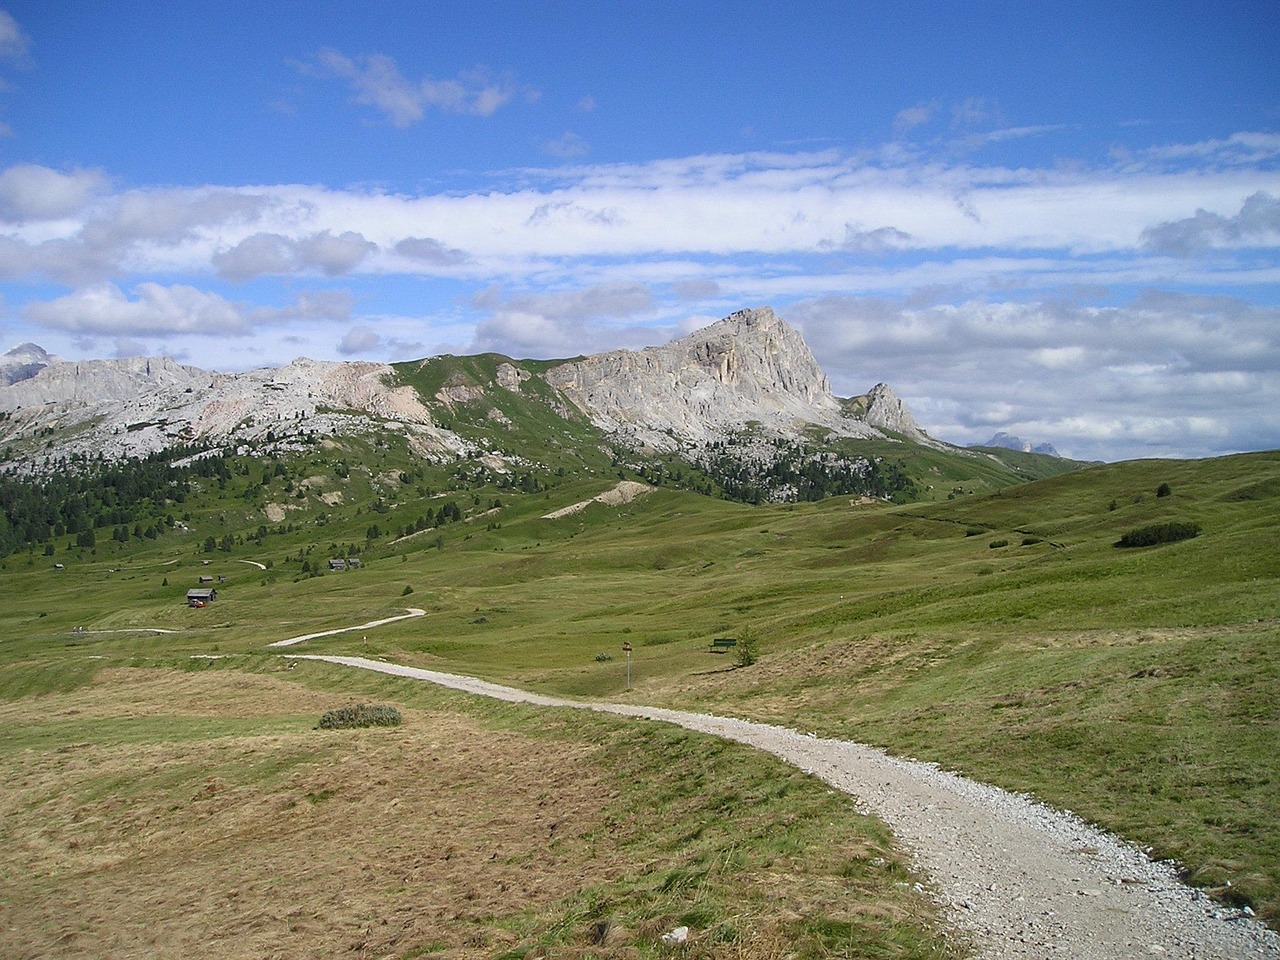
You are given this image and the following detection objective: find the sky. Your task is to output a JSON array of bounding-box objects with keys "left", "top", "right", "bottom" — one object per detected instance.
[{"left": 0, "top": 1, "right": 1277, "bottom": 462}]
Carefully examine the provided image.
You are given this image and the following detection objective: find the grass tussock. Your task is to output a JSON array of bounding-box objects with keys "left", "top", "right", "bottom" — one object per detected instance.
[{"left": 315, "top": 702, "right": 402, "bottom": 729}]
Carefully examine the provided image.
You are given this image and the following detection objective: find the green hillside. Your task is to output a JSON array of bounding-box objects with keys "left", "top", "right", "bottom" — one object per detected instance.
[{"left": 1, "top": 443, "right": 1276, "bottom": 930}]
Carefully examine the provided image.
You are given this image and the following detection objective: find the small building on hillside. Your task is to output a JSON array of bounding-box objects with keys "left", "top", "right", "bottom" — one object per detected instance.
[
  {"left": 346, "top": 557, "right": 362, "bottom": 569},
  {"left": 198, "top": 575, "right": 214, "bottom": 584},
  {"left": 328, "top": 558, "right": 346, "bottom": 571},
  {"left": 187, "top": 587, "right": 217, "bottom": 606}
]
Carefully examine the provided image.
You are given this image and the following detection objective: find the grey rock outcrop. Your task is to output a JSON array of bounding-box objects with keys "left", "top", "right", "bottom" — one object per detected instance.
[
  {"left": 0, "top": 354, "right": 468, "bottom": 464},
  {"left": 544, "top": 306, "right": 884, "bottom": 449},
  {"left": 0, "top": 342, "right": 55, "bottom": 386}
]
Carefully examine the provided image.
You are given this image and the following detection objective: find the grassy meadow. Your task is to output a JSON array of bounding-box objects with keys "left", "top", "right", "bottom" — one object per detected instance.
[{"left": 1, "top": 443, "right": 1277, "bottom": 953}]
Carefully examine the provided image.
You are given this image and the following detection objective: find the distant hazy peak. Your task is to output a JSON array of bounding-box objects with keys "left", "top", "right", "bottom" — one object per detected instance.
[
  {"left": 980, "top": 432, "right": 1061, "bottom": 457},
  {"left": 0, "top": 342, "right": 56, "bottom": 386}
]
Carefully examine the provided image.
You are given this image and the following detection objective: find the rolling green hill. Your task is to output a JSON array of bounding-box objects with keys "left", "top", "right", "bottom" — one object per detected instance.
[{"left": 1, "top": 442, "right": 1276, "bottom": 929}]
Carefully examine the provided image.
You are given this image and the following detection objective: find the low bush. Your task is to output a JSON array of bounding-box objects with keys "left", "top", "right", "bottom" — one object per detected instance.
[
  {"left": 989, "top": 539, "right": 1009, "bottom": 549},
  {"left": 1115, "top": 521, "right": 1202, "bottom": 548},
  {"left": 317, "top": 703, "right": 403, "bottom": 729}
]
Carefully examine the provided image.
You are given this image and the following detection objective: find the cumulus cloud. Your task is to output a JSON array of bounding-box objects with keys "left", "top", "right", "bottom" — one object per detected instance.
[
  {"left": 1141, "top": 191, "right": 1280, "bottom": 256},
  {"left": 24, "top": 283, "right": 250, "bottom": 336},
  {"left": 310, "top": 48, "right": 522, "bottom": 126},
  {"left": 0, "top": 184, "right": 267, "bottom": 284},
  {"left": 789, "top": 292, "right": 1280, "bottom": 460},
  {"left": 294, "top": 230, "right": 377, "bottom": 275},
  {"left": 23, "top": 283, "right": 352, "bottom": 338},
  {"left": 338, "top": 325, "right": 383, "bottom": 355},
  {"left": 214, "top": 229, "right": 376, "bottom": 280},
  {"left": 469, "top": 282, "right": 657, "bottom": 356},
  {"left": 394, "top": 236, "right": 469, "bottom": 266},
  {"left": 0, "top": 164, "right": 108, "bottom": 221},
  {"left": 212, "top": 232, "right": 295, "bottom": 281}
]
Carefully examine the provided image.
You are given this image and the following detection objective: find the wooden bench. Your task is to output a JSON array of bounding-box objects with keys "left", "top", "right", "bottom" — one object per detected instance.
[{"left": 709, "top": 637, "right": 738, "bottom": 653}]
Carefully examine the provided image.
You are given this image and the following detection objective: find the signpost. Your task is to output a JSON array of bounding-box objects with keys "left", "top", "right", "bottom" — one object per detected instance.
[{"left": 622, "top": 641, "right": 632, "bottom": 690}]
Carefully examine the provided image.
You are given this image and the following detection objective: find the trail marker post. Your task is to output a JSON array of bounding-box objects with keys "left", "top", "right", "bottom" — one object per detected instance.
[{"left": 622, "top": 641, "right": 632, "bottom": 690}]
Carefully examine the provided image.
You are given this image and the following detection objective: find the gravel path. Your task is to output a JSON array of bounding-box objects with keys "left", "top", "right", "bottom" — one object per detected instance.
[
  {"left": 266, "top": 608, "right": 425, "bottom": 648},
  {"left": 295, "top": 654, "right": 1280, "bottom": 960}
]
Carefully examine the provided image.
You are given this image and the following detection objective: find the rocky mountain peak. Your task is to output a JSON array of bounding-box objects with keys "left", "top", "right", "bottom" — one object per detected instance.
[
  {"left": 861, "top": 382, "right": 928, "bottom": 441},
  {"left": 979, "top": 432, "right": 1061, "bottom": 457},
  {"left": 543, "top": 306, "right": 859, "bottom": 449},
  {"left": 1, "top": 342, "right": 55, "bottom": 386}
]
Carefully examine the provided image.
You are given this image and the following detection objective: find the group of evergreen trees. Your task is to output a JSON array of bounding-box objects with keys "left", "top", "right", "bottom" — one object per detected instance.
[
  {"left": 0, "top": 446, "right": 229, "bottom": 558},
  {"left": 701, "top": 446, "right": 917, "bottom": 504}
]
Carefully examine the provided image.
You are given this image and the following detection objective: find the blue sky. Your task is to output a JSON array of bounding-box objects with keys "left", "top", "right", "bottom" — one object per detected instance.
[{"left": 0, "top": 1, "right": 1277, "bottom": 461}]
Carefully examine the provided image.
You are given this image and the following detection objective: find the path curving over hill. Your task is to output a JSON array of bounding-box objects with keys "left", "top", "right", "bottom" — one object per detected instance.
[
  {"left": 293, "top": 654, "right": 1280, "bottom": 960},
  {"left": 267, "top": 608, "right": 425, "bottom": 648}
]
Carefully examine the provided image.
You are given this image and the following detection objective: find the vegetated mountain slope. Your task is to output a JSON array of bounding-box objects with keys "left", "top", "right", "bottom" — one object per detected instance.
[{"left": 1, "top": 307, "right": 1082, "bottom": 532}]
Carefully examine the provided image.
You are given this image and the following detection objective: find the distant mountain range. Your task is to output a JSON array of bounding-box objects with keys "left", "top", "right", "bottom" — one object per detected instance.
[
  {"left": 976, "top": 432, "right": 1061, "bottom": 458},
  {"left": 0, "top": 308, "right": 934, "bottom": 464}
]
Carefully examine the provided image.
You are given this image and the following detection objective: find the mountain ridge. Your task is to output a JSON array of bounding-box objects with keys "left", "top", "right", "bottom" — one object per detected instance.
[{"left": 0, "top": 307, "right": 938, "bottom": 470}]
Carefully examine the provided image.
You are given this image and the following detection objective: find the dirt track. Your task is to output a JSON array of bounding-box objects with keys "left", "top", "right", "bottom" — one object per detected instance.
[{"left": 295, "top": 654, "right": 1280, "bottom": 960}]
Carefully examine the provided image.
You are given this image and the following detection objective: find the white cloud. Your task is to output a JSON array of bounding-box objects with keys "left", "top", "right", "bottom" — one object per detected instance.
[
  {"left": 0, "top": 164, "right": 108, "bottom": 222},
  {"left": 213, "top": 229, "right": 376, "bottom": 280},
  {"left": 893, "top": 101, "right": 938, "bottom": 138},
  {"left": 311, "top": 48, "right": 522, "bottom": 126},
  {"left": 338, "top": 325, "right": 383, "bottom": 355},
  {"left": 0, "top": 10, "right": 28, "bottom": 61},
  {"left": 24, "top": 283, "right": 250, "bottom": 336},
  {"left": 543, "top": 131, "right": 590, "bottom": 158},
  {"left": 1141, "top": 191, "right": 1280, "bottom": 255},
  {"left": 22, "top": 283, "right": 352, "bottom": 338},
  {"left": 469, "top": 282, "right": 659, "bottom": 356},
  {"left": 394, "top": 236, "right": 470, "bottom": 266},
  {"left": 790, "top": 292, "right": 1280, "bottom": 460}
]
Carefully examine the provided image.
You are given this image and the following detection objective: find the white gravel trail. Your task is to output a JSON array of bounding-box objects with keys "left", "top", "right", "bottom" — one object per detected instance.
[
  {"left": 267, "top": 608, "right": 426, "bottom": 647},
  {"left": 294, "top": 654, "right": 1280, "bottom": 960}
]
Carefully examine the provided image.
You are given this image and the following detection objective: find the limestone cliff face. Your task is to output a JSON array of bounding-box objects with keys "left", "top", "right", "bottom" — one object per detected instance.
[
  {"left": 860, "top": 383, "right": 928, "bottom": 441},
  {"left": 0, "top": 353, "right": 465, "bottom": 463},
  {"left": 544, "top": 307, "right": 880, "bottom": 448}
]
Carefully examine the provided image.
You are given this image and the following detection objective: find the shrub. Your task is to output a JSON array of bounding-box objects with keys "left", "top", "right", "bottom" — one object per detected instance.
[
  {"left": 1020, "top": 536, "right": 1042, "bottom": 546},
  {"left": 989, "top": 539, "right": 1009, "bottom": 549},
  {"left": 736, "top": 626, "right": 758, "bottom": 667},
  {"left": 594, "top": 652, "right": 614, "bottom": 662},
  {"left": 1157, "top": 482, "right": 1172, "bottom": 498},
  {"left": 1115, "top": 521, "right": 1202, "bottom": 548},
  {"left": 964, "top": 527, "right": 984, "bottom": 537},
  {"left": 401, "top": 585, "right": 414, "bottom": 596},
  {"left": 317, "top": 703, "right": 402, "bottom": 730}
]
